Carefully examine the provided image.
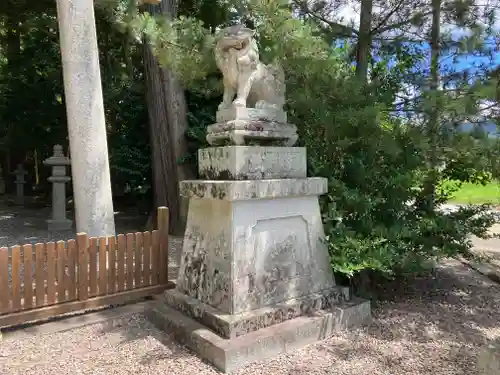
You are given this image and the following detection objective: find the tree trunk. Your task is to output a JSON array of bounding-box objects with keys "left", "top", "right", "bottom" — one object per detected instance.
[
  {"left": 356, "top": 0, "right": 373, "bottom": 82},
  {"left": 5, "top": 0, "right": 23, "bottom": 177},
  {"left": 419, "top": 0, "right": 442, "bottom": 213},
  {"left": 143, "top": 0, "right": 191, "bottom": 235}
]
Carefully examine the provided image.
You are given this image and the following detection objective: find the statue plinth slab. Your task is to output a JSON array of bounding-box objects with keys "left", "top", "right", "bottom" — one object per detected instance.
[
  {"left": 179, "top": 178, "right": 327, "bottom": 201},
  {"left": 216, "top": 107, "right": 287, "bottom": 123},
  {"left": 198, "top": 146, "right": 306, "bottom": 180},
  {"left": 206, "top": 119, "right": 298, "bottom": 146}
]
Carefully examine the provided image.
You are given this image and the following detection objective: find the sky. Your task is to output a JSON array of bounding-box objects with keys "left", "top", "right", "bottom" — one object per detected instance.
[
  {"left": 334, "top": 1, "right": 500, "bottom": 76},
  {"left": 331, "top": 1, "right": 499, "bottom": 133}
]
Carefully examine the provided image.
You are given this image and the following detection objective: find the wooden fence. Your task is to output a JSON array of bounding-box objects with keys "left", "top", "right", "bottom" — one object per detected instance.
[{"left": 0, "top": 207, "right": 173, "bottom": 328}]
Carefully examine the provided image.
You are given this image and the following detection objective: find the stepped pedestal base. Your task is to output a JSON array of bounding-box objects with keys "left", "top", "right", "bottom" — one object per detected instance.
[{"left": 148, "top": 296, "right": 371, "bottom": 373}]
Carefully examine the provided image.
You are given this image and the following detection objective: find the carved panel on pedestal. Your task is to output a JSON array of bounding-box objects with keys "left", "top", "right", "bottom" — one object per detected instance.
[{"left": 234, "top": 215, "right": 330, "bottom": 312}]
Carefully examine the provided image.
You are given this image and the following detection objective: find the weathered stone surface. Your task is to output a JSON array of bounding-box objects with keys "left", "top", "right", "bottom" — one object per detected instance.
[
  {"left": 164, "top": 286, "right": 350, "bottom": 339},
  {"left": 175, "top": 199, "right": 233, "bottom": 313},
  {"left": 180, "top": 178, "right": 327, "bottom": 201},
  {"left": 478, "top": 338, "right": 500, "bottom": 375},
  {"left": 175, "top": 190, "right": 334, "bottom": 315},
  {"left": 216, "top": 107, "right": 287, "bottom": 123},
  {"left": 148, "top": 297, "right": 372, "bottom": 373},
  {"left": 198, "top": 146, "right": 306, "bottom": 180},
  {"left": 206, "top": 119, "right": 298, "bottom": 146}
]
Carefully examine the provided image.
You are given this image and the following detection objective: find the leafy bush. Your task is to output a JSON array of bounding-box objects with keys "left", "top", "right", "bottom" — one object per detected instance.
[{"left": 249, "top": 1, "right": 497, "bottom": 281}]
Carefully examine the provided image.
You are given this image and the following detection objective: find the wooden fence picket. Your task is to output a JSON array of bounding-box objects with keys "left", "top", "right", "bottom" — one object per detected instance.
[
  {"left": 0, "top": 248, "right": 9, "bottom": 313},
  {"left": 151, "top": 230, "right": 159, "bottom": 285},
  {"left": 23, "top": 244, "right": 33, "bottom": 309},
  {"left": 67, "top": 239, "right": 77, "bottom": 301},
  {"left": 116, "top": 234, "right": 126, "bottom": 292},
  {"left": 35, "top": 243, "right": 45, "bottom": 307},
  {"left": 98, "top": 237, "right": 107, "bottom": 296},
  {"left": 108, "top": 236, "right": 116, "bottom": 294},
  {"left": 77, "top": 233, "right": 89, "bottom": 301},
  {"left": 126, "top": 233, "right": 134, "bottom": 290},
  {"left": 134, "top": 232, "right": 143, "bottom": 288},
  {"left": 46, "top": 242, "right": 56, "bottom": 305},
  {"left": 143, "top": 231, "right": 151, "bottom": 286},
  {"left": 88, "top": 238, "right": 98, "bottom": 297},
  {"left": 11, "top": 246, "right": 21, "bottom": 311},
  {"left": 57, "top": 241, "right": 66, "bottom": 302},
  {"left": 0, "top": 206, "right": 172, "bottom": 329}
]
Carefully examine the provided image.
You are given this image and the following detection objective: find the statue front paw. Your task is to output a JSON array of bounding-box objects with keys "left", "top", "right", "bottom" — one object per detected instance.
[
  {"left": 218, "top": 102, "right": 231, "bottom": 111},
  {"left": 232, "top": 98, "right": 246, "bottom": 108},
  {"left": 255, "top": 100, "right": 271, "bottom": 109}
]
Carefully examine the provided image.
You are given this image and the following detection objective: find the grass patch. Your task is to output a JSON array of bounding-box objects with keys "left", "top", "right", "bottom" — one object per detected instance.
[{"left": 447, "top": 180, "right": 500, "bottom": 205}]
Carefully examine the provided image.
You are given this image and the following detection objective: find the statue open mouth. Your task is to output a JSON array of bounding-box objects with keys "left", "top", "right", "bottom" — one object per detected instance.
[
  {"left": 220, "top": 38, "right": 248, "bottom": 52},
  {"left": 233, "top": 41, "right": 245, "bottom": 50}
]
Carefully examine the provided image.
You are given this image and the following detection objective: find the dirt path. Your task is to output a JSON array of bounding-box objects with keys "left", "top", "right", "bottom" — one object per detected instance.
[{"left": 1, "top": 259, "right": 499, "bottom": 375}]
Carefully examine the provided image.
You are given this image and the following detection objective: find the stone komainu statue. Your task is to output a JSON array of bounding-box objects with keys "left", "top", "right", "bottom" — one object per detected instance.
[{"left": 214, "top": 25, "right": 285, "bottom": 111}]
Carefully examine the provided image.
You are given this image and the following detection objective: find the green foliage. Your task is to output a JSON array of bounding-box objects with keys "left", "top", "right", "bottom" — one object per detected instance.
[
  {"left": 184, "top": 90, "right": 218, "bottom": 175},
  {"left": 238, "top": 0, "right": 497, "bottom": 279},
  {"left": 446, "top": 180, "right": 500, "bottom": 204}
]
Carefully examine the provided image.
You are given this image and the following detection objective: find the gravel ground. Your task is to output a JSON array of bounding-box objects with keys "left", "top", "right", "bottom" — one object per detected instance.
[
  {"left": 1, "top": 259, "right": 499, "bottom": 375},
  {"left": 0, "top": 204, "right": 143, "bottom": 248},
  {"left": 0, "top": 204, "right": 183, "bottom": 283}
]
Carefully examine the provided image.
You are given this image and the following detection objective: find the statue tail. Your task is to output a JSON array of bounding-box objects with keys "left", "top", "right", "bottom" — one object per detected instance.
[{"left": 269, "top": 60, "right": 285, "bottom": 83}]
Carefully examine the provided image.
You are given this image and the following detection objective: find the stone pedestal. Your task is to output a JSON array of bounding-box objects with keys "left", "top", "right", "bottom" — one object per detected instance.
[
  {"left": 206, "top": 108, "right": 298, "bottom": 147},
  {"left": 149, "top": 145, "right": 371, "bottom": 372},
  {"left": 44, "top": 145, "right": 73, "bottom": 231}
]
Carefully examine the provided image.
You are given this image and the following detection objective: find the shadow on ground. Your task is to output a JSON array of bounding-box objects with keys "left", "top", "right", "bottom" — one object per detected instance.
[
  {"left": 283, "top": 260, "right": 500, "bottom": 374},
  {"left": 96, "top": 313, "right": 193, "bottom": 365},
  {"left": 91, "top": 260, "right": 500, "bottom": 375},
  {"left": 2, "top": 259, "right": 498, "bottom": 375}
]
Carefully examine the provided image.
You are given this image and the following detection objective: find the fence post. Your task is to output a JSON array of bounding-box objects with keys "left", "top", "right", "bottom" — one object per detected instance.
[
  {"left": 76, "top": 233, "right": 89, "bottom": 301},
  {"left": 157, "top": 207, "right": 169, "bottom": 284}
]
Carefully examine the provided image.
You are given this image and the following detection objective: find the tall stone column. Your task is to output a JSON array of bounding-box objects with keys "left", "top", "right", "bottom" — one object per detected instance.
[{"left": 55, "top": 0, "right": 115, "bottom": 237}]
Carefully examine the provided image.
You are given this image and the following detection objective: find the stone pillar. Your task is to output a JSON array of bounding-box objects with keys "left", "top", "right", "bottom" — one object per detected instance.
[
  {"left": 44, "top": 145, "right": 73, "bottom": 231},
  {"left": 12, "top": 164, "right": 27, "bottom": 205},
  {"left": 55, "top": 0, "right": 115, "bottom": 237}
]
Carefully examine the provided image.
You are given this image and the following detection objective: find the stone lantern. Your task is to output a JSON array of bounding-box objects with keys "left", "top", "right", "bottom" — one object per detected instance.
[
  {"left": 44, "top": 145, "right": 72, "bottom": 231},
  {"left": 12, "top": 164, "right": 27, "bottom": 205}
]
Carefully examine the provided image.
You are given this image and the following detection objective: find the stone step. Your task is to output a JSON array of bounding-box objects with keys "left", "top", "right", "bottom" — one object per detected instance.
[
  {"left": 163, "top": 286, "right": 351, "bottom": 339},
  {"left": 478, "top": 338, "right": 500, "bottom": 375},
  {"left": 147, "top": 297, "right": 371, "bottom": 373}
]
